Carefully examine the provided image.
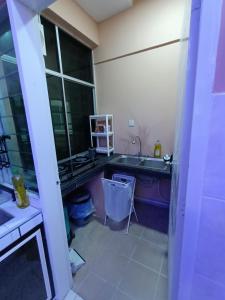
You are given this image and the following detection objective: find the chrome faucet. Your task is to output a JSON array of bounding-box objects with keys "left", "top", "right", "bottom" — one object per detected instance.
[{"left": 131, "top": 136, "right": 142, "bottom": 156}]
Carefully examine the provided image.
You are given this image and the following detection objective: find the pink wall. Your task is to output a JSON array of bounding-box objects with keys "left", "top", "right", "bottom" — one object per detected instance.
[
  {"left": 95, "top": 43, "right": 182, "bottom": 156},
  {"left": 94, "top": 0, "right": 187, "bottom": 156},
  {"left": 94, "top": 0, "right": 186, "bottom": 63}
]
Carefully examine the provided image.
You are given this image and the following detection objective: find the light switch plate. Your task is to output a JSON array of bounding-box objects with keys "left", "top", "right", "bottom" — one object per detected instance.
[{"left": 128, "top": 119, "right": 135, "bottom": 127}]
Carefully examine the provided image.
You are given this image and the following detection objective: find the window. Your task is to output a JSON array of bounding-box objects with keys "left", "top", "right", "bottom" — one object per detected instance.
[
  {"left": 0, "top": 2, "right": 36, "bottom": 190},
  {"left": 41, "top": 17, "right": 95, "bottom": 161},
  {"left": 46, "top": 74, "right": 69, "bottom": 160},
  {"left": 59, "top": 29, "right": 93, "bottom": 83},
  {"left": 41, "top": 17, "right": 60, "bottom": 72},
  {"left": 64, "top": 80, "right": 94, "bottom": 155}
]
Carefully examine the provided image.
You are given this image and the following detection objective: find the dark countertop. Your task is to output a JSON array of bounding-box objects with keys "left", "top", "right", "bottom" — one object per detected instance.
[
  {"left": 61, "top": 154, "right": 116, "bottom": 197},
  {"left": 61, "top": 153, "right": 171, "bottom": 197}
]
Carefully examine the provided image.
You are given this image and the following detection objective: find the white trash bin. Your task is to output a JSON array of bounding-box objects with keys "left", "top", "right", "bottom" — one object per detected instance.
[{"left": 101, "top": 174, "right": 138, "bottom": 233}]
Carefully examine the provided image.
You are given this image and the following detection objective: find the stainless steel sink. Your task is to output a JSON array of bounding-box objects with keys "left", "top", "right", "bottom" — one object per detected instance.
[
  {"left": 113, "top": 155, "right": 142, "bottom": 165},
  {"left": 0, "top": 209, "right": 13, "bottom": 225},
  {"left": 110, "top": 155, "right": 170, "bottom": 172},
  {"left": 140, "top": 158, "right": 168, "bottom": 170}
]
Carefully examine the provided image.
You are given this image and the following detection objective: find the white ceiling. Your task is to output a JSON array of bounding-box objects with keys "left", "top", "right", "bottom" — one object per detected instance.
[
  {"left": 18, "top": 0, "right": 56, "bottom": 12},
  {"left": 75, "top": 0, "right": 133, "bottom": 22}
]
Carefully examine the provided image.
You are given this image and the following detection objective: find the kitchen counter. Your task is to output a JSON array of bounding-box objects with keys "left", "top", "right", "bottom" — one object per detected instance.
[
  {"left": 61, "top": 153, "right": 171, "bottom": 197},
  {"left": 0, "top": 201, "right": 41, "bottom": 238},
  {"left": 0, "top": 200, "right": 42, "bottom": 251},
  {"left": 61, "top": 154, "right": 117, "bottom": 197}
]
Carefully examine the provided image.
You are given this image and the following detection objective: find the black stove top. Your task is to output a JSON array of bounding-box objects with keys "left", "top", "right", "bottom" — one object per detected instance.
[{"left": 58, "top": 155, "right": 97, "bottom": 183}]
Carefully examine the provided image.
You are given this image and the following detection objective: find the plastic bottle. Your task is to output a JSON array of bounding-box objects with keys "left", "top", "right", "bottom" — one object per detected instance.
[
  {"left": 12, "top": 175, "right": 30, "bottom": 208},
  {"left": 154, "top": 140, "right": 162, "bottom": 158}
]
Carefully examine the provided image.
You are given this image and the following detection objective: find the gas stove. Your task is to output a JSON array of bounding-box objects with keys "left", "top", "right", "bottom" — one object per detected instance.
[{"left": 58, "top": 155, "right": 97, "bottom": 183}]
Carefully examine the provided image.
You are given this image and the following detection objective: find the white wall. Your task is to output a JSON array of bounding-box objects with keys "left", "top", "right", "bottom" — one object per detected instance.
[{"left": 94, "top": 0, "right": 187, "bottom": 156}]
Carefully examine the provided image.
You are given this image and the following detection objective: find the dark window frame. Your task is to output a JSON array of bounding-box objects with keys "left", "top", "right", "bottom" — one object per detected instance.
[{"left": 41, "top": 16, "right": 96, "bottom": 161}]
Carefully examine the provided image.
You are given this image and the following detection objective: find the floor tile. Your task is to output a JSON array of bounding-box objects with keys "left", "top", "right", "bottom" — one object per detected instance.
[
  {"left": 72, "top": 219, "right": 168, "bottom": 300},
  {"left": 128, "top": 223, "right": 145, "bottom": 238},
  {"left": 104, "top": 230, "right": 139, "bottom": 258},
  {"left": 72, "top": 221, "right": 113, "bottom": 264},
  {"left": 131, "top": 239, "right": 164, "bottom": 272},
  {"left": 161, "top": 255, "right": 168, "bottom": 277},
  {"left": 92, "top": 249, "right": 130, "bottom": 287},
  {"left": 155, "top": 276, "right": 168, "bottom": 300},
  {"left": 72, "top": 240, "right": 103, "bottom": 265},
  {"left": 73, "top": 219, "right": 102, "bottom": 239},
  {"left": 111, "top": 289, "right": 134, "bottom": 300},
  {"left": 73, "top": 263, "right": 90, "bottom": 291},
  {"left": 78, "top": 273, "right": 114, "bottom": 300},
  {"left": 142, "top": 228, "right": 168, "bottom": 249},
  {"left": 73, "top": 220, "right": 109, "bottom": 245},
  {"left": 119, "top": 260, "right": 158, "bottom": 300}
]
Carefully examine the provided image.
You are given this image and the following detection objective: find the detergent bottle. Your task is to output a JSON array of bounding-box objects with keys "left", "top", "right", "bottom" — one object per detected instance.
[
  {"left": 12, "top": 171, "right": 30, "bottom": 208},
  {"left": 154, "top": 140, "right": 162, "bottom": 158}
]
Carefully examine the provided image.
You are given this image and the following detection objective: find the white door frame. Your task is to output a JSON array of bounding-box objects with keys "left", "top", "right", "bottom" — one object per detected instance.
[
  {"left": 6, "top": 1, "right": 74, "bottom": 298},
  {"left": 0, "top": 229, "right": 52, "bottom": 299}
]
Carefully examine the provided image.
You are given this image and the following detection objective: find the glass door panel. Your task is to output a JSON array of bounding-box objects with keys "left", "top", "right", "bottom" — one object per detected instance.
[
  {"left": 59, "top": 29, "right": 93, "bottom": 83},
  {"left": 46, "top": 74, "right": 70, "bottom": 160},
  {"left": 41, "top": 17, "right": 60, "bottom": 73},
  {"left": 64, "top": 80, "right": 94, "bottom": 155}
]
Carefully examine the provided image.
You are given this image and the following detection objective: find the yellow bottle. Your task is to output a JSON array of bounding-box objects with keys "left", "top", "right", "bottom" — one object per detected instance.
[
  {"left": 12, "top": 175, "right": 30, "bottom": 208},
  {"left": 154, "top": 140, "right": 162, "bottom": 158}
]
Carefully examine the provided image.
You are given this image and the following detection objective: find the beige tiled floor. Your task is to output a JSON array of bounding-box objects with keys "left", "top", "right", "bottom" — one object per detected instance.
[{"left": 72, "top": 219, "right": 168, "bottom": 300}]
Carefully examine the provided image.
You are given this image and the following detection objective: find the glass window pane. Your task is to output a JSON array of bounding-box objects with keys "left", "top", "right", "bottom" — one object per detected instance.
[
  {"left": 64, "top": 80, "right": 94, "bottom": 155},
  {"left": 6, "top": 134, "right": 32, "bottom": 154},
  {"left": 0, "top": 49, "right": 17, "bottom": 75},
  {"left": 59, "top": 29, "right": 93, "bottom": 83},
  {"left": 9, "top": 94, "right": 25, "bottom": 114},
  {"left": 46, "top": 74, "right": 70, "bottom": 160},
  {"left": 0, "top": 12, "right": 14, "bottom": 54},
  {"left": 41, "top": 17, "right": 60, "bottom": 72},
  {"left": 1, "top": 116, "right": 27, "bottom": 135},
  {"left": 0, "top": 2, "right": 36, "bottom": 190},
  {"left": 8, "top": 151, "right": 34, "bottom": 170},
  {"left": 0, "top": 72, "right": 22, "bottom": 99}
]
